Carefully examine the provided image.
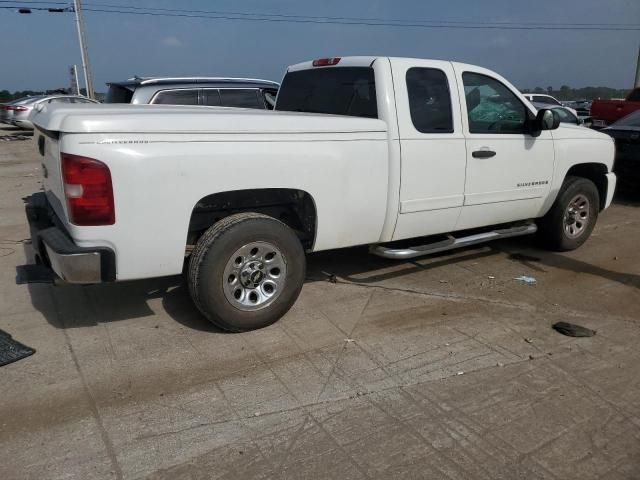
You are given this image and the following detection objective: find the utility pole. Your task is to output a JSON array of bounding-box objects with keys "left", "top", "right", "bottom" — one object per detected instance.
[
  {"left": 635, "top": 45, "right": 640, "bottom": 88},
  {"left": 72, "top": 0, "right": 94, "bottom": 99}
]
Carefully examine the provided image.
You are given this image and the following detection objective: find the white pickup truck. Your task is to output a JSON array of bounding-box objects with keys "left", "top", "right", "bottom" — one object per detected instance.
[{"left": 27, "top": 56, "right": 616, "bottom": 331}]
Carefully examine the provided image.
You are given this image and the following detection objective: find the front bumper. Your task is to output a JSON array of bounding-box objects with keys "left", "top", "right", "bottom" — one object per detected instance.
[{"left": 25, "top": 193, "right": 116, "bottom": 284}]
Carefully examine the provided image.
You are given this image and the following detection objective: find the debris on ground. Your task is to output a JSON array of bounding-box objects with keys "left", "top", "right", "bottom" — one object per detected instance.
[
  {"left": 552, "top": 321, "right": 596, "bottom": 337},
  {"left": 488, "top": 275, "right": 495, "bottom": 279},
  {"left": 524, "top": 338, "right": 533, "bottom": 344},
  {"left": 513, "top": 275, "right": 537, "bottom": 285},
  {"left": 344, "top": 338, "right": 355, "bottom": 343}
]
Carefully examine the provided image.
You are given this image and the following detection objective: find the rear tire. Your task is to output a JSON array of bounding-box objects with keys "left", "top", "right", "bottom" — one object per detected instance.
[
  {"left": 188, "top": 213, "right": 306, "bottom": 332},
  {"left": 538, "top": 176, "right": 599, "bottom": 251}
]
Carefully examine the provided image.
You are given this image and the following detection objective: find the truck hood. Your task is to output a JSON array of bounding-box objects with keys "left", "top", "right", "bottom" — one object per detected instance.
[
  {"left": 551, "top": 123, "right": 614, "bottom": 141},
  {"left": 30, "top": 103, "right": 387, "bottom": 135}
]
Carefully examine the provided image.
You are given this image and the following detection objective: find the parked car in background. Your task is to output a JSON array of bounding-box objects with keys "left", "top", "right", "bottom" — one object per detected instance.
[
  {"left": 523, "top": 93, "right": 578, "bottom": 116},
  {"left": 562, "top": 99, "right": 592, "bottom": 124},
  {"left": 105, "top": 77, "right": 279, "bottom": 109},
  {"left": 602, "top": 110, "right": 640, "bottom": 186},
  {"left": 1, "top": 96, "right": 44, "bottom": 125},
  {"left": 563, "top": 99, "right": 591, "bottom": 116},
  {"left": 532, "top": 102, "right": 584, "bottom": 126},
  {"left": 27, "top": 56, "right": 616, "bottom": 331},
  {"left": 591, "top": 88, "right": 640, "bottom": 129},
  {"left": 8, "top": 95, "right": 98, "bottom": 130}
]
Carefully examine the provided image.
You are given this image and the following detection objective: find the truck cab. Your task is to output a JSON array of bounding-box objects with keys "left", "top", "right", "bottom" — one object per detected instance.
[{"left": 277, "top": 57, "right": 614, "bottom": 241}]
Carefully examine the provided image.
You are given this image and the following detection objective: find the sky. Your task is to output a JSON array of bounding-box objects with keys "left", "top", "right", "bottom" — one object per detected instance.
[{"left": 1, "top": 0, "right": 639, "bottom": 92}]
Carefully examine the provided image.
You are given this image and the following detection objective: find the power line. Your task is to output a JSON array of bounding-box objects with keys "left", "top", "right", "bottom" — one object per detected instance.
[
  {"left": 2, "top": 1, "right": 639, "bottom": 31},
  {"left": 65, "top": 8, "right": 640, "bottom": 31},
  {"left": 80, "top": 1, "right": 640, "bottom": 28}
]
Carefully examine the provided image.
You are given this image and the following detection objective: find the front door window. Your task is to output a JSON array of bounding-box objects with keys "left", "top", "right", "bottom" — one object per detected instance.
[{"left": 463, "top": 72, "right": 527, "bottom": 134}]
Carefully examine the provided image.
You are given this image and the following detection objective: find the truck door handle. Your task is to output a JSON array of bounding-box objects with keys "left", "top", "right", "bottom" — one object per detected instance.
[{"left": 472, "top": 150, "right": 496, "bottom": 159}]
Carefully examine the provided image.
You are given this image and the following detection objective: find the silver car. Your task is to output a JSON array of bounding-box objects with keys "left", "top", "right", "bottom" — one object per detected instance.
[
  {"left": 105, "top": 77, "right": 279, "bottom": 109},
  {"left": 10, "top": 95, "right": 99, "bottom": 129},
  {"left": 1, "top": 96, "right": 44, "bottom": 125}
]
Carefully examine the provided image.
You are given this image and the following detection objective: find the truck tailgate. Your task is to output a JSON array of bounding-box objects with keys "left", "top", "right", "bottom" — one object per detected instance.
[{"left": 36, "top": 129, "right": 67, "bottom": 223}]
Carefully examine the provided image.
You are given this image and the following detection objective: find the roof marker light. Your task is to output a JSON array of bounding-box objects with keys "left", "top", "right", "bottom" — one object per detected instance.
[{"left": 312, "top": 58, "right": 341, "bottom": 67}]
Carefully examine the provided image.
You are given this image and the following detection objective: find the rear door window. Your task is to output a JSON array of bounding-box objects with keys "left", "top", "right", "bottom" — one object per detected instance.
[
  {"left": 406, "top": 68, "right": 453, "bottom": 133},
  {"left": 202, "top": 89, "right": 222, "bottom": 106},
  {"left": 151, "top": 89, "right": 199, "bottom": 105},
  {"left": 276, "top": 67, "right": 378, "bottom": 118},
  {"left": 219, "top": 89, "right": 262, "bottom": 109}
]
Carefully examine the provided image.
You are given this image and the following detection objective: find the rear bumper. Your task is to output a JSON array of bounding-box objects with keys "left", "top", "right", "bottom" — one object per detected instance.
[{"left": 25, "top": 193, "right": 115, "bottom": 283}]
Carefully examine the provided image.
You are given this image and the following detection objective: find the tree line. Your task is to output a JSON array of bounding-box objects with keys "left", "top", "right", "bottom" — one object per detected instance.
[
  {"left": 0, "top": 89, "right": 91, "bottom": 103},
  {"left": 520, "top": 86, "right": 631, "bottom": 101}
]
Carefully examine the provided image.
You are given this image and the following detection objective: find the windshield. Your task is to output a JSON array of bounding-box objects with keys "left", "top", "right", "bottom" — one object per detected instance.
[
  {"left": 612, "top": 110, "right": 640, "bottom": 127},
  {"left": 276, "top": 67, "right": 378, "bottom": 118},
  {"left": 105, "top": 85, "right": 134, "bottom": 103}
]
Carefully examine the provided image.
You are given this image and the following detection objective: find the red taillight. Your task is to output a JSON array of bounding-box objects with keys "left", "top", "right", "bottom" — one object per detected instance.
[
  {"left": 8, "top": 105, "right": 28, "bottom": 112},
  {"left": 312, "top": 57, "right": 341, "bottom": 67},
  {"left": 61, "top": 153, "right": 115, "bottom": 226}
]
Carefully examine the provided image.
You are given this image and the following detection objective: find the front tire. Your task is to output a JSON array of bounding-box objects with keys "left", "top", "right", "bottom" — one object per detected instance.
[
  {"left": 188, "top": 213, "right": 306, "bottom": 332},
  {"left": 538, "top": 176, "right": 599, "bottom": 251}
]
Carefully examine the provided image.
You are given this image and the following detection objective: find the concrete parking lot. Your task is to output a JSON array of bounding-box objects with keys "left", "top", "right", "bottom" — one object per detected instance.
[{"left": 1, "top": 126, "right": 639, "bottom": 479}]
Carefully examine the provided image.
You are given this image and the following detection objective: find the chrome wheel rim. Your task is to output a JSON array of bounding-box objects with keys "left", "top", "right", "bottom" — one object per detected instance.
[
  {"left": 563, "top": 194, "right": 590, "bottom": 239},
  {"left": 223, "top": 241, "right": 287, "bottom": 311}
]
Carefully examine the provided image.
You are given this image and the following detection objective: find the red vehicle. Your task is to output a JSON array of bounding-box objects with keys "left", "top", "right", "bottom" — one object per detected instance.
[{"left": 591, "top": 87, "right": 640, "bottom": 128}]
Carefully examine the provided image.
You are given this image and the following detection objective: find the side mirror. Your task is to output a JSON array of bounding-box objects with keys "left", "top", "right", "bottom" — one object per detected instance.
[{"left": 529, "top": 108, "right": 560, "bottom": 137}]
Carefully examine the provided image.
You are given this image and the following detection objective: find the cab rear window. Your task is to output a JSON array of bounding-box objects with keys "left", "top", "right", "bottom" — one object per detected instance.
[{"left": 276, "top": 67, "right": 377, "bottom": 119}]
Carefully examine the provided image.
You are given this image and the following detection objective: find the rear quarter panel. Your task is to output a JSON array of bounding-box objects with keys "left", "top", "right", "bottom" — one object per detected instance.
[{"left": 59, "top": 131, "right": 389, "bottom": 280}]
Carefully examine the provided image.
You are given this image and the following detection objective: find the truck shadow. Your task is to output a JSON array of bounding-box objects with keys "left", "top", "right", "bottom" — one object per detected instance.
[
  {"left": 20, "top": 244, "right": 497, "bottom": 333},
  {"left": 21, "top": 222, "right": 639, "bottom": 333}
]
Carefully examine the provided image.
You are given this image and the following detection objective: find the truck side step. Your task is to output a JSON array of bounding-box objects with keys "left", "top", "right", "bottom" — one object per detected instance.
[{"left": 370, "top": 223, "right": 538, "bottom": 260}]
